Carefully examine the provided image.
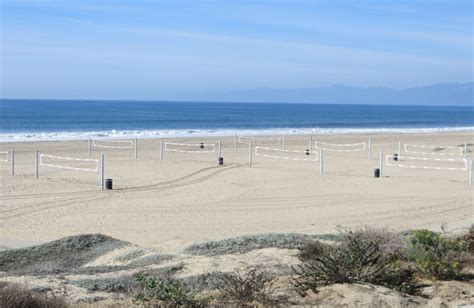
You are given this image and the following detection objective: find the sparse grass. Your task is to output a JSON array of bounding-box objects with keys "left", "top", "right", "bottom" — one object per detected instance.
[
  {"left": 0, "top": 282, "right": 67, "bottom": 308},
  {"left": 114, "top": 249, "right": 146, "bottom": 262},
  {"left": 293, "top": 228, "right": 419, "bottom": 295},
  {"left": 405, "top": 229, "right": 469, "bottom": 280},
  {"left": 0, "top": 234, "right": 172, "bottom": 277},
  {"left": 184, "top": 233, "right": 341, "bottom": 256},
  {"left": 0, "top": 234, "right": 128, "bottom": 276},
  {"left": 75, "top": 276, "right": 137, "bottom": 293},
  {"left": 131, "top": 273, "right": 210, "bottom": 307},
  {"left": 181, "top": 272, "right": 228, "bottom": 293},
  {"left": 217, "top": 269, "right": 276, "bottom": 305},
  {"left": 74, "top": 263, "right": 184, "bottom": 293}
]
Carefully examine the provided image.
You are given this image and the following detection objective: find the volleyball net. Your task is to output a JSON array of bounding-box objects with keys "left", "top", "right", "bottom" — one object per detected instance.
[
  {"left": 239, "top": 136, "right": 281, "bottom": 146},
  {"left": 314, "top": 141, "right": 366, "bottom": 152},
  {"left": 92, "top": 139, "right": 135, "bottom": 149},
  {"left": 0, "top": 151, "right": 9, "bottom": 162},
  {"left": 164, "top": 142, "right": 216, "bottom": 153},
  {"left": 255, "top": 146, "right": 318, "bottom": 161},
  {"left": 386, "top": 154, "right": 467, "bottom": 171},
  {"left": 403, "top": 143, "right": 464, "bottom": 156},
  {"left": 40, "top": 154, "right": 100, "bottom": 172}
]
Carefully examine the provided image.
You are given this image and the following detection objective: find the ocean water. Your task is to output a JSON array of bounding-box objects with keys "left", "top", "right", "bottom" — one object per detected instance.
[{"left": 0, "top": 99, "right": 472, "bottom": 141}]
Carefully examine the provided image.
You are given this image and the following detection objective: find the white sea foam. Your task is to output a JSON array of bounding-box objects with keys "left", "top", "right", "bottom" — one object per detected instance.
[{"left": 0, "top": 127, "right": 472, "bottom": 142}]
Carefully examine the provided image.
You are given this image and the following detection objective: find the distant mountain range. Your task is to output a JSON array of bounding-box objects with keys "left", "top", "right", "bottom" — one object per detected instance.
[{"left": 203, "top": 82, "right": 473, "bottom": 106}]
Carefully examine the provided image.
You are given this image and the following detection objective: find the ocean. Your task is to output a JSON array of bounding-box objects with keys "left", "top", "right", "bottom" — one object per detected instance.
[{"left": 0, "top": 99, "right": 472, "bottom": 141}]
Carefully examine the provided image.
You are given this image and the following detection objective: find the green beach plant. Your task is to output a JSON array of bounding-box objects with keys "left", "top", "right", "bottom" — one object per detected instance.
[
  {"left": 132, "top": 273, "right": 210, "bottom": 307},
  {"left": 406, "top": 229, "right": 468, "bottom": 280}
]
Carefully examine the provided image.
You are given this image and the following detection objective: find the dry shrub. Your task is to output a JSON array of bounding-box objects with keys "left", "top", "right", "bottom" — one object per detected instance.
[
  {"left": 218, "top": 269, "right": 275, "bottom": 305},
  {"left": 0, "top": 282, "right": 66, "bottom": 308},
  {"left": 293, "top": 227, "right": 419, "bottom": 295}
]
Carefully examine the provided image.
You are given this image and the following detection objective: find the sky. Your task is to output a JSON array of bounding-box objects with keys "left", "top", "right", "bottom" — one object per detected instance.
[{"left": 0, "top": 0, "right": 472, "bottom": 100}]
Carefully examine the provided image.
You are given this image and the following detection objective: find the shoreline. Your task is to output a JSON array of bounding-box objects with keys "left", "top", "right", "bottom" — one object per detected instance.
[{"left": 1, "top": 126, "right": 473, "bottom": 142}]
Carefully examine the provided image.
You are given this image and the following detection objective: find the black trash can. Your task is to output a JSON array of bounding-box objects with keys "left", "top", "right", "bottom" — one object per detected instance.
[
  {"left": 218, "top": 157, "right": 224, "bottom": 165},
  {"left": 393, "top": 153, "right": 398, "bottom": 161},
  {"left": 374, "top": 168, "right": 380, "bottom": 178},
  {"left": 105, "top": 179, "right": 113, "bottom": 190}
]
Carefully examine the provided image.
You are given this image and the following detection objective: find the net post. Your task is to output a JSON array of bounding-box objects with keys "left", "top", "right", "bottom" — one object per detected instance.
[
  {"left": 398, "top": 141, "right": 401, "bottom": 158},
  {"left": 160, "top": 140, "right": 164, "bottom": 161},
  {"left": 464, "top": 142, "right": 468, "bottom": 160},
  {"left": 379, "top": 149, "right": 384, "bottom": 177},
  {"left": 368, "top": 138, "right": 371, "bottom": 160},
  {"left": 134, "top": 137, "right": 138, "bottom": 159},
  {"left": 11, "top": 148, "right": 15, "bottom": 176},
  {"left": 234, "top": 134, "right": 237, "bottom": 151},
  {"left": 248, "top": 142, "right": 252, "bottom": 167},
  {"left": 217, "top": 140, "right": 222, "bottom": 163},
  {"left": 319, "top": 149, "right": 324, "bottom": 175},
  {"left": 309, "top": 136, "right": 313, "bottom": 152},
  {"left": 88, "top": 137, "right": 92, "bottom": 157},
  {"left": 282, "top": 135, "right": 285, "bottom": 151},
  {"left": 100, "top": 154, "right": 105, "bottom": 190},
  {"left": 35, "top": 150, "right": 39, "bottom": 179},
  {"left": 469, "top": 160, "right": 473, "bottom": 187}
]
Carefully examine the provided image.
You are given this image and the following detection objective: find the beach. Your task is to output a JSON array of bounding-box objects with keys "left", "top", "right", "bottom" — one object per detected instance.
[
  {"left": 2, "top": 0, "right": 473, "bottom": 304},
  {"left": 1, "top": 131, "right": 472, "bottom": 253}
]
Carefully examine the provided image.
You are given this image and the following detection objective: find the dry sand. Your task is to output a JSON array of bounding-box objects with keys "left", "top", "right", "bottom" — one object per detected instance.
[{"left": 1, "top": 132, "right": 472, "bottom": 253}]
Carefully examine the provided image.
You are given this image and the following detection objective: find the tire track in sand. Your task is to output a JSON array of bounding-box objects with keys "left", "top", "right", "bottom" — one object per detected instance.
[{"left": 0, "top": 163, "right": 244, "bottom": 220}]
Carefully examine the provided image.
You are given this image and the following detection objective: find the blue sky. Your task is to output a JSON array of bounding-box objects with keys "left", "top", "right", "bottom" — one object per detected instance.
[{"left": 1, "top": 0, "right": 472, "bottom": 100}]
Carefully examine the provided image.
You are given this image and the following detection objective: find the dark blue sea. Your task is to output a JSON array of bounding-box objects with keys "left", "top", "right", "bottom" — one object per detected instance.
[{"left": 0, "top": 99, "right": 472, "bottom": 140}]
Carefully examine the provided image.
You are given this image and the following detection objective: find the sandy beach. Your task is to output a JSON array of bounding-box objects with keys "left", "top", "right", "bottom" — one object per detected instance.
[{"left": 1, "top": 132, "right": 472, "bottom": 253}]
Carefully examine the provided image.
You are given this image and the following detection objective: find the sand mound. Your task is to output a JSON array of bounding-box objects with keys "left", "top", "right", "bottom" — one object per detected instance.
[
  {"left": 184, "top": 233, "right": 339, "bottom": 256},
  {"left": 291, "top": 283, "right": 422, "bottom": 307},
  {"left": 0, "top": 234, "right": 128, "bottom": 275},
  {"left": 288, "top": 281, "right": 474, "bottom": 307}
]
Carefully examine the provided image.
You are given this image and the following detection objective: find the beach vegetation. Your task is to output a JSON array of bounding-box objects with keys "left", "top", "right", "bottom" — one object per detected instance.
[
  {"left": 132, "top": 273, "right": 210, "bottom": 307},
  {"left": 405, "top": 229, "right": 469, "bottom": 280},
  {"left": 217, "top": 269, "right": 276, "bottom": 305},
  {"left": 184, "top": 233, "right": 341, "bottom": 256},
  {"left": 0, "top": 282, "right": 66, "bottom": 308},
  {"left": 292, "top": 228, "right": 419, "bottom": 295}
]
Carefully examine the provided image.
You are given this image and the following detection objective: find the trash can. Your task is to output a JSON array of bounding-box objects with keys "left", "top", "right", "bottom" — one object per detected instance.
[
  {"left": 105, "top": 179, "right": 113, "bottom": 190},
  {"left": 374, "top": 168, "right": 380, "bottom": 178},
  {"left": 200, "top": 142, "right": 204, "bottom": 149},
  {"left": 305, "top": 149, "right": 310, "bottom": 156},
  {"left": 393, "top": 153, "right": 398, "bottom": 161},
  {"left": 218, "top": 157, "right": 224, "bottom": 165}
]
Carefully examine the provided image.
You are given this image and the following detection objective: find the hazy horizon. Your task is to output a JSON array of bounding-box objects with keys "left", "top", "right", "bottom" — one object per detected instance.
[
  {"left": 1, "top": 0, "right": 472, "bottom": 102},
  {"left": 1, "top": 82, "right": 472, "bottom": 106}
]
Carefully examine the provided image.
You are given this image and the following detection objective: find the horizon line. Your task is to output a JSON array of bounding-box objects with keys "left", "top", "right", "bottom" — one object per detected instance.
[{"left": 1, "top": 97, "right": 472, "bottom": 108}]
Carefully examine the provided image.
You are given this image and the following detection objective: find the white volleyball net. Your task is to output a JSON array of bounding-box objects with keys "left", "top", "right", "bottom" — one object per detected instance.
[
  {"left": 165, "top": 142, "right": 216, "bottom": 153},
  {"left": 403, "top": 143, "right": 464, "bottom": 156},
  {"left": 239, "top": 136, "right": 281, "bottom": 146},
  {"left": 315, "top": 141, "right": 366, "bottom": 152},
  {"left": 92, "top": 139, "right": 135, "bottom": 149},
  {"left": 255, "top": 146, "right": 318, "bottom": 161},
  {"left": 40, "top": 154, "right": 99, "bottom": 172},
  {"left": 386, "top": 154, "right": 467, "bottom": 171},
  {"left": 0, "top": 151, "right": 9, "bottom": 162}
]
